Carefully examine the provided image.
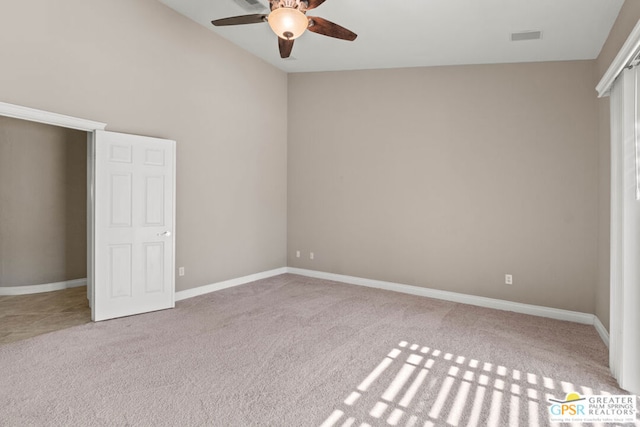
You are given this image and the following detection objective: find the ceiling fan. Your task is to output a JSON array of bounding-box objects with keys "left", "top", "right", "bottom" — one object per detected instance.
[{"left": 211, "top": 0, "right": 357, "bottom": 59}]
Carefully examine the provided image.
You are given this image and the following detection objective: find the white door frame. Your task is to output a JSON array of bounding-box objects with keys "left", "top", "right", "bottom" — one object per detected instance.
[
  {"left": 0, "top": 101, "right": 106, "bottom": 313},
  {"left": 0, "top": 102, "right": 107, "bottom": 132}
]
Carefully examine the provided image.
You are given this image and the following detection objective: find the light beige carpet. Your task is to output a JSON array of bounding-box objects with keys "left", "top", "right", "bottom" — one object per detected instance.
[{"left": 0, "top": 274, "right": 637, "bottom": 426}]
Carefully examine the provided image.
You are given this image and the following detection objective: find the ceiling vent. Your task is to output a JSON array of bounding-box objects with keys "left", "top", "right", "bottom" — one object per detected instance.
[
  {"left": 232, "top": 0, "right": 267, "bottom": 13},
  {"left": 510, "top": 31, "right": 542, "bottom": 42}
]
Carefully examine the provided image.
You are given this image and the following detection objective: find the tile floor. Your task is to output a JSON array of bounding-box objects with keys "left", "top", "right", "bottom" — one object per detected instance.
[{"left": 0, "top": 286, "right": 91, "bottom": 345}]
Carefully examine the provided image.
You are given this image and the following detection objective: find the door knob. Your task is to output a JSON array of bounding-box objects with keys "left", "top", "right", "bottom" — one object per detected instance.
[{"left": 158, "top": 231, "right": 172, "bottom": 237}]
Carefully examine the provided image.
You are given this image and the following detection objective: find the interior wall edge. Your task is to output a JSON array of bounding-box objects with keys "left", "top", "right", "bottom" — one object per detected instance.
[
  {"left": 594, "top": 315, "right": 610, "bottom": 348},
  {"left": 0, "top": 278, "right": 87, "bottom": 296}
]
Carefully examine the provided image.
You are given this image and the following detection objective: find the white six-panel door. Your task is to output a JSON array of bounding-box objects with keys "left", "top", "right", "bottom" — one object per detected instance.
[{"left": 92, "top": 130, "right": 175, "bottom": 321}]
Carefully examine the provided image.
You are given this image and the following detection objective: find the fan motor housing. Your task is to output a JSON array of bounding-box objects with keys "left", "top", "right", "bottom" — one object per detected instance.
[{"left": 272, "top": 0, "right": 307, "bottom": 12}]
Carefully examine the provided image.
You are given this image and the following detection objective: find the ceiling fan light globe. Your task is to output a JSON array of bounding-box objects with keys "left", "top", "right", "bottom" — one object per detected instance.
[{"left": 268, "top": 7, "right": 308, "bottom": 40}]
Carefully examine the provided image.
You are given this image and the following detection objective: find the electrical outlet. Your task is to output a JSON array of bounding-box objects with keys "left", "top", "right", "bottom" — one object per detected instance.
[
  {"left": 310, "top": 252, "right": 314, "bottom": 260},
  {"left": 296, "top": 250, "right": 300, "bottom": 258},
  {"left": 505, "top": 274, "right": 513, "bottom": 285},
  {"left": 179, "top": 267, "right": 185, "bottom": 277}
]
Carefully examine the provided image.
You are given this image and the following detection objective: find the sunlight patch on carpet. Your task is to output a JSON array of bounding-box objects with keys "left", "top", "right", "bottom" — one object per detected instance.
[{"left": 320, "top": 340, "right": 615, "bottom": 427}]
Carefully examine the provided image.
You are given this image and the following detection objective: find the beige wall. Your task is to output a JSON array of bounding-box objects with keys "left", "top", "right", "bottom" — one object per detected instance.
[
  {"left": 0, "top": 117, "right": 86, "bottom": 286},
  {"left": 288, "top": 61, "right": 600, "bottom": 313},
  {"left": 0, "top": 0, "right": 288, "bottom": 292},
  {"left": 0, "top": 0, "right": 629, "bottom": 318},
  {"left": 594, "top": 1, "right": 640, "bottom": 330}
]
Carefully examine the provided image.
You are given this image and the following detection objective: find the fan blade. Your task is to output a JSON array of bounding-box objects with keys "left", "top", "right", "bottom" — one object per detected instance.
[
  {"left": 307, "top": 17, "right": 357, "bottom": 41},
  {"left": 278, "top": 38, "right": 294, "bottom": 58},
  {"left": 211, "top": 14, "right": 267, "bottom": 26},
  {"left": 305, "top": 0, "right": 327, "bottom": 10}
]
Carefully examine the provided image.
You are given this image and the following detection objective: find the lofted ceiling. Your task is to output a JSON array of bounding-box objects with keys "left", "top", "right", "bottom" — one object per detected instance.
[{"left": 158, "top": 0, "right": 625, "bottom": 73}]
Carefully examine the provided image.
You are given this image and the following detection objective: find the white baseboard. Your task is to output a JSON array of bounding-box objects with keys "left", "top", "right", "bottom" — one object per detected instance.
[
  {"left": 593, "top": 316, "right": 610, "bottom": 348},
  {"left": 174, "top": 267, "right": 288, "bottom": 302},
  {"left": 0, "top": 268, "right": 609, "bottom": 349},
  {"left": 0, "top": 278, "right": 87, "bottom": 296},
  {"left": 287, "top": 268, "right": 597, "bottom": 325},
  {"left": 170, "top": 266, "right": 609, "bottom": 347}
]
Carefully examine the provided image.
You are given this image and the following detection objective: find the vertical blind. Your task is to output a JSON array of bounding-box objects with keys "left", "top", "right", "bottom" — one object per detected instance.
[{"left": 608, "top": 66, "right": 640, "bottom": 395}]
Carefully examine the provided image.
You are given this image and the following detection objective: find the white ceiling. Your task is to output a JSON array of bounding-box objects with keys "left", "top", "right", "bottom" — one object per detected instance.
[{"left": 158, "top": 0, "right": 624, "bottom": 73}]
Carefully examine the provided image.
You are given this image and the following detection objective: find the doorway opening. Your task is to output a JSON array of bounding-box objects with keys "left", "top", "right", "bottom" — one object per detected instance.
[
  {"left": 0, "top": 115, "right": 90, "bottom": 343},
  {"left": 0, "top": 101, "right": 106, "bottom": 341},
  {"left": 0, "top": 101, "right": 176, "bottom": 327}
]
